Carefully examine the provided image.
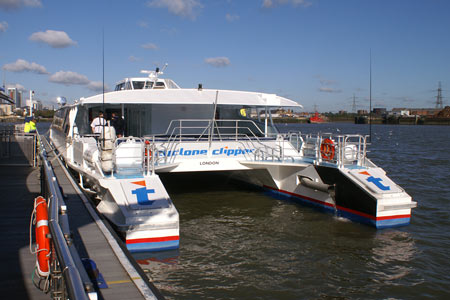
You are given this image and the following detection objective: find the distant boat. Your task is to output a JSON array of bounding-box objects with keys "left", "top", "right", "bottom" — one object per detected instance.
[
  {"left": 355, "top": 115, "right": 368, "bottom": 124},
  {"left": 308, "top": 111, "right": 325, "bottom": 123}
]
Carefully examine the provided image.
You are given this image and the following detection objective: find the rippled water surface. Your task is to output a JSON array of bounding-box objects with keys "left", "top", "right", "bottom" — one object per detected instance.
[{"left": 130, "top": 123, "right": 450, "bottom": 299}]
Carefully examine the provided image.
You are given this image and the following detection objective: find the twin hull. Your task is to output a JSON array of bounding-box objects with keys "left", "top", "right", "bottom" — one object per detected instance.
[{"left": 51, "top": 132, "right": 415, "bottom": 253}]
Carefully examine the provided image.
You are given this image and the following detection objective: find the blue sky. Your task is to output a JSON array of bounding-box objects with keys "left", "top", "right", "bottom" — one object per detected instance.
[{"left": 1, "top": 0, "right": 449, "bottom": 112}]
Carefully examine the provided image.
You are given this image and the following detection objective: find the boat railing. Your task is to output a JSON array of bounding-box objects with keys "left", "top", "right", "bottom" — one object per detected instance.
[
  {"left": 101, "top": 122, "right": 369, "bottom": 175},
  {"left": 37, "top": 133, "right": 95, "bottom": 300},
  {"left": 140, "top": 119, "right": 300, "bottom": 167},
  {"left": 287, "top": 132, "right": 369, "bottom": 167},
  {"left": 0, "top": 125, "right": 38, "bottom": 166},
  {"left": 156, "top": 119, "right": 268, "bottom": 142}
]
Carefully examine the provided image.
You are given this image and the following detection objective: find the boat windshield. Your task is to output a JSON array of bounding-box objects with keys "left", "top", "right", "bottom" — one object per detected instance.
[
  {"left": 115, "top": 78, "right": 179, "bottom": 90},
  {"left": 131, "top": 81, "right": 165, "bottom": 89},
  {"left": 76, "top": 104, "right": 278, "bottom": 138},
  {"left": 132, "top": 81, "right": 145, "bottom": 89}
]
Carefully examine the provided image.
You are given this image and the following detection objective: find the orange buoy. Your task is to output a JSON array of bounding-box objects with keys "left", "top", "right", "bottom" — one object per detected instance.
[
  {"left": 34, "top": 196, "right": 51, "bottom": 277},
  {"left": 144, "top": 140, "right": 152, "bottom": 157},
  {"left": 320, "top": 138, "right": 335, "bottom": 161}
]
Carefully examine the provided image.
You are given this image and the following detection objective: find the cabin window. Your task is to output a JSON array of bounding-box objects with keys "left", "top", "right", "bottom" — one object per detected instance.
[
  {"left": 153, "top": 82, "right": 165, "bottom": 89},
  {"left": 144, "top": 81, "right": 153, "bottom": 89},
  {"left": 132, "top": 81, "right": 145, "bottom": 89},
  {"left": 52, "top": 107, "right": 70, "bottom": 132},
  {"left": 74, "top": 107, "right": 91, "bottom": 135},
  {"left": 115, "top": 83, "right": 125, "bottom": 91},
  {"left": 125, "top": 81, "right": 132, "bottom": 90},
  {"left": 165, "top": 79, "right": 180, "bottom": 89}
]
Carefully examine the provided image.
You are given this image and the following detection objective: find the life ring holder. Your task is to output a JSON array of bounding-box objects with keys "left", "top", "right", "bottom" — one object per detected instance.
[
  {"left": 320, "top": 138, "right": 335, "bottom": 161},
  {"left": 32, "top": 196, "right": 51, "bottom": 277}
]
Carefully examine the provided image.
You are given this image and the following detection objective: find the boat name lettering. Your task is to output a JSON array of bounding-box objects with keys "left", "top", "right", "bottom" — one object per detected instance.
[{"left": 158, "top": 147, "right": 255, "bottom": 157}]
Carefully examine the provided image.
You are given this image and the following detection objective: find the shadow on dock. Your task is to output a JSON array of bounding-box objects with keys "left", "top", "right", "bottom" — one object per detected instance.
[{"left": 0, "top": 129, "right": 162, "bottom": 299}]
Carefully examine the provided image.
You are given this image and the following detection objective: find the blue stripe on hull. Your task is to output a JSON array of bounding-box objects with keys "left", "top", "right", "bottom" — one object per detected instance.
[
  {"left": 127, "top": 240, "right": 180, "bottom": 253},
  {"left": 265, "top": 187, "right": 410, "bottom": 229},
  {"left": 374, "top": 217, "right": 411, "bottom": 229}
]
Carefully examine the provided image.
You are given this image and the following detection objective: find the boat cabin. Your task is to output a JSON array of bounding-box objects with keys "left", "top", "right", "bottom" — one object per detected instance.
[
  {"left": 114, "top": 68, "right": 180, "bottom": 91},
  {"left": 114, "top": 77, "right": 180, "bottom": 91}
]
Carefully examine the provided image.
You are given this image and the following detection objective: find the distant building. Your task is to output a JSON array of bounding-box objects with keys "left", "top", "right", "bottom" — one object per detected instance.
[
  {"left": 357, "top": 110, "right": 368, "bottom": 115},
  {"left": 25, "top": 99, "right": 42, "bottom": 111},
  {"left": 391, "top": 109, "right": 409, "bottom": 116},
  {"left": 0, "top": 104, "right": 13, "bottom": 116},
  {"left": 373, "top": 108, "right": 387, "bottom": 115},
  {"left": 409, "top": 108, "right": 440, "bottom": 116},
  {"left": 392, "top": 108, "right": 440, "bottom": 116},
  {"left": 37, "top": 101, "right": 43, "bottom": 110},
  {"left": 338, "top": 110, "right": 347, "bottom": 114},
  {"left": 7, "top": 88, "right": 22, "bottom": 108}
]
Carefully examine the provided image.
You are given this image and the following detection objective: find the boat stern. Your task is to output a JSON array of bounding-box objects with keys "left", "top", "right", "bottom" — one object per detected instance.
[
  {"left": 97, "top": 175, "right": 180, "bottom": 252},
  {"left": 125, "top": 228, "right": 179, "bottom": 252}
]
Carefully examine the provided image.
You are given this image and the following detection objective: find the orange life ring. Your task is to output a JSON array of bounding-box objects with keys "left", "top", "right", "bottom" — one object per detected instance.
[
  {"left": 35, "top": 196, "right": 51, "bottom": 277},
  {"left": 320, "top": 138, "right": 335, "bottom": 160},
  {"left": 144, "top": 140, "right": 152, "bottom": 157}
]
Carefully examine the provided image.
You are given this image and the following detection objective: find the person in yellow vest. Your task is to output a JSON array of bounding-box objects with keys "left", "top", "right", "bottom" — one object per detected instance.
[{"left": 24, "top": 117, "right": 37, "bottom": 133}]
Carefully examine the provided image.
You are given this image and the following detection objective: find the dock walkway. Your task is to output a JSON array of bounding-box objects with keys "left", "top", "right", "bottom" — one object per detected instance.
[{"left": 0, "top": 134, "right": 163, "bottom": 299}]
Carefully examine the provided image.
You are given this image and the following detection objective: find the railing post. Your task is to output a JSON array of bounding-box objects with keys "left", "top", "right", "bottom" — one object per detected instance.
[{"left": 151, "top": 142, "right": 155, "bottom": 176}]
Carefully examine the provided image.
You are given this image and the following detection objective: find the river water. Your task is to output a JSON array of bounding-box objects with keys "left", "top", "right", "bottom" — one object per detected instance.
[{"left": 132, "top": 123, "right": 450, "bottom": 300}]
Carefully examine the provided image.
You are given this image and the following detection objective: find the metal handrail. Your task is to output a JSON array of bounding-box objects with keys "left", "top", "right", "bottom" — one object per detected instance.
[
  {"left": 38, "top": 133, "right": 93, "bottom": 300},
  {"left": 154, "top": 119, "right": 269, "bottom": 141},
  {"left": 297, "top": 132, "right": 369, "bottom": 167},
  {"left": 103, "top": 120, "right": 370, "bottom": 174},
  {"left": 0, "top": 128, "right": 37, "bottom": 166}
]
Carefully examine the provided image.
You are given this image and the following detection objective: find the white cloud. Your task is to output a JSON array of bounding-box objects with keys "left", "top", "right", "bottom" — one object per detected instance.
[
  {"left": 49, "top": 70, "right": 107, "bottom": 93},
  {"left": 320, "top": 79, "right": 337, "bottom": 86},
  {"left": 262, "top": 0, "right": 312, "bottom": 8},
  {"left": 161, "top": 27, "right": 178, "bottom": 35},
  {"left": 6, "top": 83, "right": 25, "bottom": 91},
  {"left": 141, "top": 43, "right": 158, "bottom": 50},
  {"left": 87, "top": 81, "right": 109, "bottom": 92},
  {"left": 23, "top": 0, "right": 41, "bottom": 7},
  {"left": 225, "top": 13, "right": 239, "bottom": 22},
  {"left": 319, "top": 87, "right": 342, "bottom": 93},
  {"left": 0, "top": 21, "right": 8, "bottom": 32},
  {"left": 2, "top": 59, "right": 49, "bottom": 74},
  {"left": 0, "top": 0, "right": 42, "bottom": 10},
  {"left": 317, "top": 75, "right": 340, "bottom": 92},
  {"left": 205, "top": 57, "right": 230, "bottom": 68},
  {"left": 147, "top": 0, "right": 203, "bottom": 20},
  {"left": 49, "top": 71, "right": 90, "bottom": 85},
  {"left": 292, "top": 0, "right": 312, "bottom": 7},
  {"left": 29, "top": 30, "right": 77, "bottom": 48},
  {"left": 138, "top": 21, "right": 149, "bottom": 28},
  {"left": 262, "top": 0, "right": 273, "bottom": 8},
  {"left": 129, "top": 55, "right": 140, "bottom": 62}
]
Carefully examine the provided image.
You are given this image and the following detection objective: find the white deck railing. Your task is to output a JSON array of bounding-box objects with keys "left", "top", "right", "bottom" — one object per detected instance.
[{"left": 89, "top": 120, "right": 371, "bottom": 176}]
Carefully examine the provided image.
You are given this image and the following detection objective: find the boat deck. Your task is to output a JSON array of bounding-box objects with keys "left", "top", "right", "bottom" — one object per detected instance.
[{"left": 0, "top": 137, "right": 163, "bottom": 299}]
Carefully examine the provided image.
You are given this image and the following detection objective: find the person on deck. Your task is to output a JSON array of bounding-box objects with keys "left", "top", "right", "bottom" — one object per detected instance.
[
  {"left": 24, "top": 117, "right": 37, "bottom": 133},
  {"left": 111, "top": 112, "right": 125, "bottom": 137},
  {"left": 90, "top": 111, "right": 106, "bottom": 134}
]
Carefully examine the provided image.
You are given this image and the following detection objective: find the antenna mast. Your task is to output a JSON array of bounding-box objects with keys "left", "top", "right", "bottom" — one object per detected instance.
[
  {"left": 369, "top": 49, "right": 372, "bottom": 143},
  {"left": 102, "top": 29, "right": 105, "bottom": 146},
  {"left": 436, "top": 81, "right": 443, "bottom": 109},
  {"left": 352, "top": 94, "right": 356, "bottom": 113}
]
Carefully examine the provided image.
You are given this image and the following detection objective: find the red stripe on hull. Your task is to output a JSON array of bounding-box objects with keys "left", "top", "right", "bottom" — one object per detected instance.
[
  {"left": 264, "top": 185, "right": 410, "bottom": 221},
  {"left": 126, "top": 235, "right": 179, "bottom": 244}
]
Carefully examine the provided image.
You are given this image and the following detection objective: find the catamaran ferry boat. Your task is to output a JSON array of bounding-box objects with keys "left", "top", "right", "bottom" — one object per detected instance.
[{"left": 50, "top": 67, "right": 416, "bottom": 252}]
